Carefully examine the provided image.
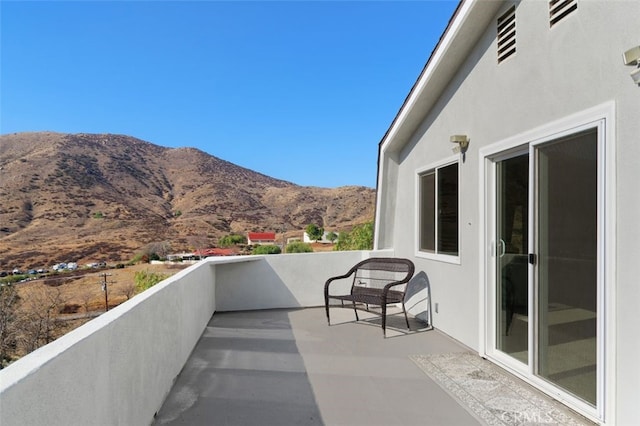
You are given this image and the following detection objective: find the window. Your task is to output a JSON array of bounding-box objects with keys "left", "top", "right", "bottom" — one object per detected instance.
[{"left": 419, "top": 162, "right": 459, "bottom": 257}]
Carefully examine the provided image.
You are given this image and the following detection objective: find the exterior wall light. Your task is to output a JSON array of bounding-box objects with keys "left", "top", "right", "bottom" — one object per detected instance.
[
  {"left": 622, "top": 45, "right": 640, "bottom": 85},
  {"left": 450, "top": 134, "right": 470, "bottom": 154}
]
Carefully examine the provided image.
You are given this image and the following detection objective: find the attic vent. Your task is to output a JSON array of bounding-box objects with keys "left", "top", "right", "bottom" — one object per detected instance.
[
  {"left": 497, "top": 6, "right": 516, "bottom": 63},
  {"left": 549, "top": 0, "right": 577, "bottom": 27}
]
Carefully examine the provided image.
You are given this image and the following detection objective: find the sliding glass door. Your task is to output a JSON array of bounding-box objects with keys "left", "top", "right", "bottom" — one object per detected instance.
[
  {"left": 535, "top": 129, "right": 598, "bottom": 405},
  {"left": 488, "top": 126, "right": 600, "bottom": 409},
  {"left": 495, "top": 152, "right": 529, "bottom": 364}
]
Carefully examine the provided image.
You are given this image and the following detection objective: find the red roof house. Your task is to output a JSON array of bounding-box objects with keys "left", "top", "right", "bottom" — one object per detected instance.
[{"left": 247, "top": 232, "right": 276, "bottom": 245}]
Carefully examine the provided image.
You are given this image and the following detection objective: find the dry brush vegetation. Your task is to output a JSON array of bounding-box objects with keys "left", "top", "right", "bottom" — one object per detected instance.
[
  {"left": 0, "top": 132, "right": 375, "bottom": 270},
  {"left": 0, "top": 263, "right": 187, "bottom": 367}
]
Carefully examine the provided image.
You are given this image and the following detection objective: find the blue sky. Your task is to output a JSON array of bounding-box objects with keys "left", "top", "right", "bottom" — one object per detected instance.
[{"left": 1, "top": 1, "right": 458, "bottom": 188}]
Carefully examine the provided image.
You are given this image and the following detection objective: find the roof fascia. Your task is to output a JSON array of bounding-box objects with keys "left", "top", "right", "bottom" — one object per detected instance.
[{"left": 378, "top": 0, "right": 504, "bottom": 155}]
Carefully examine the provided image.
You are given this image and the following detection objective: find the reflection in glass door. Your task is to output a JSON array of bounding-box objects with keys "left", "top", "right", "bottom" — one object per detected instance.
[
  {"left": 536, "top": 129, "right": 598, "bottom": 406},
  {"left": 495, "top": 153, "right": 529, "bottom": 364}
]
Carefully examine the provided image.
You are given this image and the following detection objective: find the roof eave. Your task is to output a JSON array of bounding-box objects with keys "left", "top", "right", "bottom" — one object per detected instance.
[{"left": 378, "top": 0, "right": 505, "bottom": 155}]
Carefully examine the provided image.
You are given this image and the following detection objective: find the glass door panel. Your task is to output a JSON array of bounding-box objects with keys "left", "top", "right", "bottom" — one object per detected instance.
[
  {"left": 536, "top": 129, "right": 598, "bottom": 405},
  {"left": 496, "top": 153, "right": 529, "bottom": 364}
]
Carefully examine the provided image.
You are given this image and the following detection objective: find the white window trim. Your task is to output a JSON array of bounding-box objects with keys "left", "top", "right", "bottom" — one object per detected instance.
[
  {"left": 415, "top": 154, "right": 461, "bottom": 264},
  {"left": 478, "top": 101, "right": 616, "bottom": 424}
]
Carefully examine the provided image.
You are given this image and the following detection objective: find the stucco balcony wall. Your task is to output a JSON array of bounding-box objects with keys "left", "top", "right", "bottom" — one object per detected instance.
[
  {"left": 0, "top": 250, "right": 387, "bottom": 426},
  {"left": 214, "top": 250, "right": 377, "bottom": 311}
]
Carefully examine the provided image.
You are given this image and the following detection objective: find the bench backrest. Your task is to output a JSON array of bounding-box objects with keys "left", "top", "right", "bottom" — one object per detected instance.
[{"left": 350, "top": 257, "right": 415, "bottom": 293}]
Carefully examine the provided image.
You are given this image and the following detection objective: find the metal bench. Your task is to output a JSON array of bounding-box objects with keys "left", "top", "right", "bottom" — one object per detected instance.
[{"left": 324, "top": 257, "right": 415, "bottom": 336}]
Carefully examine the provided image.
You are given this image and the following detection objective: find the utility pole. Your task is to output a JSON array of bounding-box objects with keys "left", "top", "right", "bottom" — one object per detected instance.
[
  {"left": 282, "top": 223, "right": 286, "bottom": 251},
  {"left": 98, "top": 272, "right": 114, "bottom": 312}
]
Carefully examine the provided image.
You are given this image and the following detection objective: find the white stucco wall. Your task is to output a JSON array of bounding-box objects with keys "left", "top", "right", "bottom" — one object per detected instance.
[
  {"left": 215, "top": 250, "right": 384, "bottom": 311},
  {"left": 0, "top": 260, "right": 217, "bottom": 426},
  {"left": 376, "top": 1, "right": 640, "bottom": 423}
]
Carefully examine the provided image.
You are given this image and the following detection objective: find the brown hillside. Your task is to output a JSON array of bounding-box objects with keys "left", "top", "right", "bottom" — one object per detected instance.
[{"left": 0, "top": 132, "right": 375, "bottom": 269}]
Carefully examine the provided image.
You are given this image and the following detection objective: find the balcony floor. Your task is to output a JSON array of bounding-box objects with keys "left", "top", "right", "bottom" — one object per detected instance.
[
  {"left": 153, "top": 306, "right": 594, "bottom": 425},
  {"left": 153, "top": 307, "right": 481, "bottom": 425}
]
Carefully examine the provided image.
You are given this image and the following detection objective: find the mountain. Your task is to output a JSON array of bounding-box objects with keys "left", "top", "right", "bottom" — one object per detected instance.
[{"left": 0, "top": 132, "right": 375, "bottom": 269}]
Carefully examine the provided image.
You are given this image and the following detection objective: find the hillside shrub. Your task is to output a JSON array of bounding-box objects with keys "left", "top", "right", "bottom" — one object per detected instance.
[
  {"left": 219, "top": 234, "right": 246, "bottom": 247},
  {"left": 252, "top": 245, "right": 281, "bottom": 255},
  {"left": 305, "top": 224, "right": 324, "bottom": 242},
  {"left": 326, "top": 231, "right": 338, "bottom": 243},
  {"left": 134, "top": 270, "right": 169, "bottom": 292},
  {"left": 0, "top": 283, "right": 20, "bottom": 368},
  {"left": 285, "top": 241, "right": 313, "bottom": 253},
  {"left": 334, "top": 221, "right": 374, "bottom": 251},
  {"left": 0, "top": 275, "right": 25, "bottom": 285}
]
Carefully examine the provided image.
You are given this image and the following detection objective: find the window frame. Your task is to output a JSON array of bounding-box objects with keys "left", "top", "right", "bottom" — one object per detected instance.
[{"left": 415, "top": 156, "right": 461, "bottom": 264}]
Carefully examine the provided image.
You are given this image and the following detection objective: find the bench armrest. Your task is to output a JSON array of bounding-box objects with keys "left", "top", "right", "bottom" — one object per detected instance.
[
  {"left": 324, "top": 270, "right": 355, "bottom": 293},
  {"left": 382, "top": 279, "right": 410, "bottom": 293},
  {"left": 378, "top": 280, "right": 411, "bottom": 303}
]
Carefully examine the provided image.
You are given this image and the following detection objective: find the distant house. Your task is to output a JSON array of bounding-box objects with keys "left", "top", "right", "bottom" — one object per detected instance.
[
  {"left": 247, "top": 232, "right": 276, "bottom": 246},
  {"left": 303, "top": 231, "right": 338, "bottom": 244}
]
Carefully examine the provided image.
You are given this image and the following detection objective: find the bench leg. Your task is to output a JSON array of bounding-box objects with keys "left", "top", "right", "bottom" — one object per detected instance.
[
  {"left": 402, "top": 302, "right": 410, "bottom": 330},
  {"left": 352, "top": 301, "right": 359, "bottom": 321},
  {"left": 325, "top": 295, "right": 330, "bottom": 325},
  {"left": 382, "top": 303, "right": 387, "bottom": 337}
]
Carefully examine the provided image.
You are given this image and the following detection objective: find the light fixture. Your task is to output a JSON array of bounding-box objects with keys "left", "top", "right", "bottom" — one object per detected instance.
[
  {"left": 622, "top": 45, "right": 640, "bottom": 85},
  {"left": 450, "top": 134, "right": 470, "bottom": 154}
]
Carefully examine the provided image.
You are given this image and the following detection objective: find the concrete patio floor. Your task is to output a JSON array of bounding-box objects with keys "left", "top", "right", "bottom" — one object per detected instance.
[{"left": 153, "top": 307, "right": 481, "bottom": 425}]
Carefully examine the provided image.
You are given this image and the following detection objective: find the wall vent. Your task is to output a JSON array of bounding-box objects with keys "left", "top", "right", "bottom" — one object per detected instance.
[
  {"left": 549, "top": 0, "right": 577, "bottom": 27},
  {"left": 497, "top": 6, "right": 516, "bottom": 63}
]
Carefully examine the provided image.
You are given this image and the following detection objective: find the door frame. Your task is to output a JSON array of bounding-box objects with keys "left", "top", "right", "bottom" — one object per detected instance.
[{"left": 478, "top": 102, "right": 616, "bottom": 424}]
